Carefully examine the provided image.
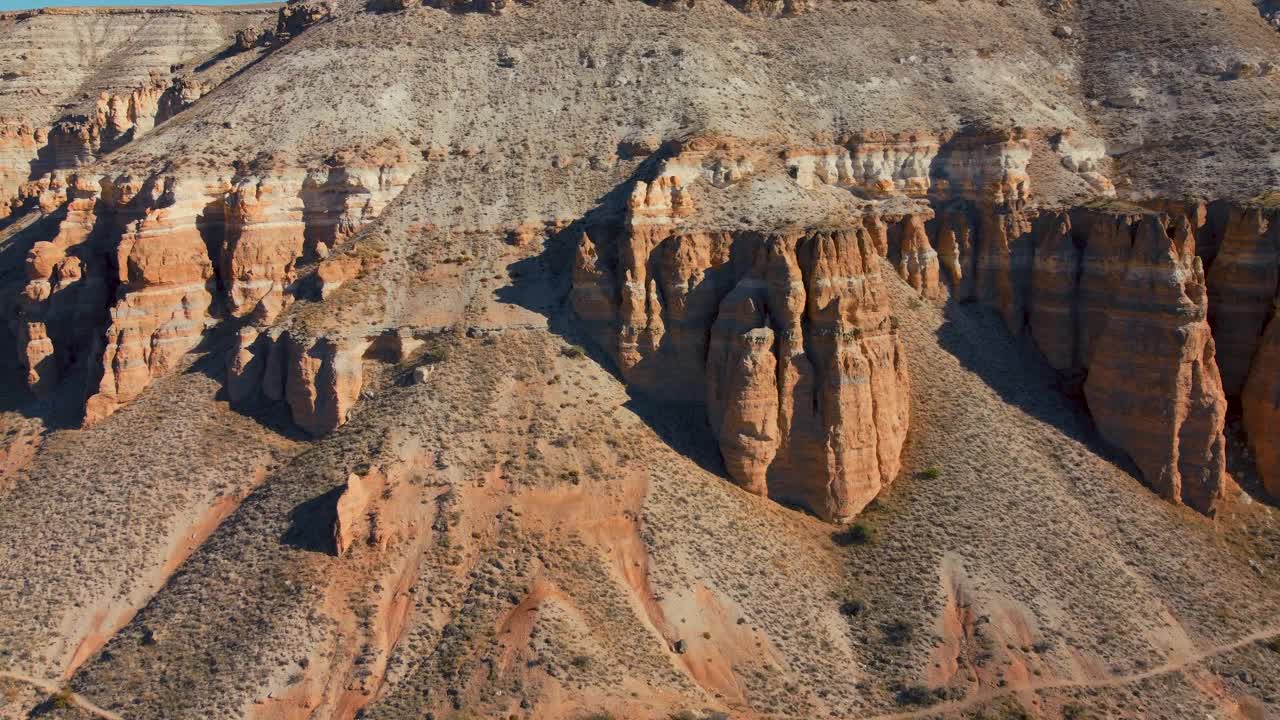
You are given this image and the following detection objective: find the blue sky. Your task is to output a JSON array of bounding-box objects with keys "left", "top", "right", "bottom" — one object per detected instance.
[{"left": 0, "top": 0, "right": 268, "bottom": 9}]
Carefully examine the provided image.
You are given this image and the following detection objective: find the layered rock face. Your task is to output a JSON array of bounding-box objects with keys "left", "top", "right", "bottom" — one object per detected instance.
[
  {"left": 0, "top": 0, "right": 340, "bottom": 223},
  {"left": 1201, "top": 205, "right": 1280, "bottom": 498},
  {"left": 9, "top": 158, "right": 411, "bottom": 424},
  {"left": 571, "top": 143, "right": 911, "bottom": 521},
  {"left": 41, "top": 79, "right": 172, "bottom": 173},
  {"left": 223, "top": 164, "right": 411, "bottom": 321},
  {"left": 1084, "top": 217, "right": 1229, "bottom": 512},
  {"left": 1, "top": 82, "right": 201, "bottom": 220},
  {"left": 1204, "top": 206, "right": 1279, "bottom": 394},
  {"left": 576, "top": 222, "right": 911, "bottom": 521},
  {"left": 927, "top": 204, "right": 1241, "bottom": 512},
  {"left": 14, "top": 177, "right": 111, "bottom": 396},
  {"left": 0, "top": 5, "right": 273, "bottom": 219},
  {"left": 11, "top": 119, "right": 1275, "bottom": 519},
  {"left": 227, "top": 325, "right": 422, "bottom": 436},
  {"left": 0, "top": 120, "right": 46, "bottom": 219},
  {"left": 566, "top": 131, "right": 1042, "bottom": 520},
  {"left": 924, "top": 198, "right": 1280, "bottom": 511},
  {"left": 15, "top": 173, "right": 225, "bottom": 421},
  {"left": 1244, "top": 300, "right": 1280, "bottom": 498},
  {"left": 568, "top": 133, "right": 1280, "bottom": 518},
  {"left": 85, "top": 176, "right": 222, "bottom": 424}
]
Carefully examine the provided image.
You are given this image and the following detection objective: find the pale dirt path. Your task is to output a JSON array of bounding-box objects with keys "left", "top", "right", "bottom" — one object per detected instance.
[
  {"left": 0, "top": 670, "right": 123, "bottom": 720},
  {"left": 865, "top": 622, "right": 1280, "bottom": 720}
]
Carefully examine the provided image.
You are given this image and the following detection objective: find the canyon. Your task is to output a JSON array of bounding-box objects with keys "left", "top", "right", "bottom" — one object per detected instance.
[{"left": 0, "top": 0, "right": 1278, "bottom": 719}]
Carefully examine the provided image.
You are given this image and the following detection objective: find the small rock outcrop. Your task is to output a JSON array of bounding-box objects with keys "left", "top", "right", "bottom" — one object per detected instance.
[
  {"left": 275, "top": 0, "right": 332, "bottom": 39},
  {"left": 228, "top": 328, "right": 377, "bottom": 437},
  {"left": 333, "top": 467, "right": 389, "bottom": 556},
  {"left": 285, "top": 335, "right": 371, "bottom": 437}
]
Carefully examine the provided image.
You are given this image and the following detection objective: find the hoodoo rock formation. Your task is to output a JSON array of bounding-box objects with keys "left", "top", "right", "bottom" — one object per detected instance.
[
  {"left": 8, "top": 155, "right": 412, "bottom": 424},
  {"left": 1084, "top": 216, "right": 1230, "bottom": 512},
  {"left": 572, "top": 141, "right": 912, "bottom": 521},
  {"left": 227, "top": 323, "right": 428, "bottom": 436},
  {"left": 85, "top": 176, "right": 223, "bottom": 424},
  {"left": 567, "top": 132, "right": 1280, "bottom": 517},
  {"left": 333, "top": 465, "right": 398, "bottom": 555}
]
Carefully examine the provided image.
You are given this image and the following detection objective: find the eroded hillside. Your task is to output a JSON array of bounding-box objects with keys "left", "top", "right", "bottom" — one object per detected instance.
[{"left": 1, "top": 0, "right": 1279, "bottom": 719}]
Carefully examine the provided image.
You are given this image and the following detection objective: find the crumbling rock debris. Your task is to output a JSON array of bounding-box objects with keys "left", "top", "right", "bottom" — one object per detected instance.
[
  {"left": 423, "top": 0, "right": 531, "bottom": 13},
  {"left": 234, "top": 26, "right": 273, "bottom": 51}
]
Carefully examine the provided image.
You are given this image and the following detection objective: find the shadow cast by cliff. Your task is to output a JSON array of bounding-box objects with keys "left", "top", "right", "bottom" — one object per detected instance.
[
  {"left": 281, "top": 485, "right": 343, "bottom": 555},
  {"left": 933, "top": 296, "right": 1142, "bottom": 478},
  {"left": 493, "top": 153, "right": 729, "bottom": 481}
]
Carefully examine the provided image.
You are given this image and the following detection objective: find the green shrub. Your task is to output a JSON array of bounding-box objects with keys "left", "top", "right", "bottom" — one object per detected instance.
[
  {"left": 894, "top": 684, "right": 935, "bottom": 706},
  {"left": 919, "top": 466, "right": 941, "bottom": 480},
  {"left": 839, "top": 598, "right": 866, "bottom": 617},
  {"left": 561, "top": 345, "right": 586, "bottom": 359},
  {"left": 882, "top": 620, "right": 914, "bottom": 646},
  {"left": 51, "top": 689, "right": 74, "bottom": 710},
  {"left": 832, "top": 523, "right": 873, "bottom": 546},
  {"left": 1063, "top": 703, "right": 1091, "bottom": 720}
]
